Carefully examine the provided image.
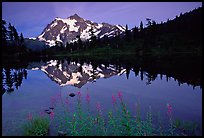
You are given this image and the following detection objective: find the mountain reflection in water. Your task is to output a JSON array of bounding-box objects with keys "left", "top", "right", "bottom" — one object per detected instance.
[
  {"left": 2, "top": 56, "right": 202, "bottom": 94},
  {"left": 38, "top": 60, "right": 126, "bottom": 88}
]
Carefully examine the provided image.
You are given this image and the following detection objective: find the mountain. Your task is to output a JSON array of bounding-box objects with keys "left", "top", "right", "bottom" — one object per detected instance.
[
  {"left": 31, "top": 60, "right": 126, "bottom": 88},
  {"left": 36, "top": 14, "right": 125, "bottom": 46}
]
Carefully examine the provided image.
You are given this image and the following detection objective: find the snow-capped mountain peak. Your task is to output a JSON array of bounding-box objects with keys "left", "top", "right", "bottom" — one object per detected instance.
[{"left": 36, "top": 14, "right": 125, "bottom": 47}]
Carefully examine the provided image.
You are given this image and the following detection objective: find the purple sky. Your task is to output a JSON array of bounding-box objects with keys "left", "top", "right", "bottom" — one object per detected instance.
[{"left": 2, "top": 2, "right": 202, "bottom": 38}]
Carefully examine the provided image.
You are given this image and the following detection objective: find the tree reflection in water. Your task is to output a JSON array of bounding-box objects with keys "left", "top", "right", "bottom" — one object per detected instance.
[
  {"left": 2, "top": 55, "right": 202, "bottom": 94},
  {"left": 2, "top": 67, "right": 27, "bottom": 94}
]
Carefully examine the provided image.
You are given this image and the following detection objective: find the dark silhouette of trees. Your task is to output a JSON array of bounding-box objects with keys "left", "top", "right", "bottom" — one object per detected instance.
[
  {"left": 60, "top": 42, "right": 64, "bottom": 50},
  {"left": 2, "top": 20, "right": 29, "bottom": 57},
  {"left": 7, "top": 23, "right": 20, "bottom": 46},
  {"left": 102, "top": 35, "right": 110, "bottom": 47},
  {"left": 76, "top": 35, "right": 83, "bottom": 50},
  {"left": 13, "top": 26, "right": 19, "bottom": 46},
  {"left": 20, "top": 33, "right": 24, "bottom": 46},
  {"left": 66, "top": 42, "right": 71, "bottom": 52},
  {"left": 133, "top": 26, "right": 139, "bottom": 40},
  {"left": 2, "top": 20, "right": 8, "bottom": 47},
  {"left": 140, "top": 21, "right": 144, "bottom": 32},
  {"left": 89, "top": 23, "right": 97, "bottom": 48},
  {"left": 8, "top": 23, "right": 14, "bottom": 42},
  {"left": 146, "top": 18, "right": 152, "bottom": 27},
  {"left": 139, "top": 21, "right": 144, "bottom": 39},
  {"left": 125, "top": 24, "right": 130, "bottom": 42},
  {"left": 125, "top": 63, "right": 131, "bottom": 79}
]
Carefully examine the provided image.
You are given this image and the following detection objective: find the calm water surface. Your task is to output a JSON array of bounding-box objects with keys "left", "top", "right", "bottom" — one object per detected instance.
[{"left": 2, "top": 56, "right": 202, "bottom": 135}]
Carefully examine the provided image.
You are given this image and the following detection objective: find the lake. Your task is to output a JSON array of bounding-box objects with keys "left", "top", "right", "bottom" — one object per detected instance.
[{"left": 2, "top": 55, "right": 202, "bottom": 136}]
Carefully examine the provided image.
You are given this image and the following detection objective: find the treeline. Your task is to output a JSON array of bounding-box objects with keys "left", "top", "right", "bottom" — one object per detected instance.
[
  {"left": 138, "top": 6, "right": 202, "bottom": 55},
  {"left": 2, "top": 20, "right": 29, "bottom": 57},
  {"left": 43, "top": 6, "right": 202, "bottom": 56}
]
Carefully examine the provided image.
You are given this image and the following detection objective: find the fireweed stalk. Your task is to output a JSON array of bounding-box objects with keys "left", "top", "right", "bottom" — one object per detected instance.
[
  {"left": 167, "top": 103, "right": 175, "bottom": 135},
  {"left": 95, "top": 102, "right": 107, "bottom": 135},
  {"left": 108, "top": 94, "right": 123, "bottom": 135},
  {"left": 135, "top": 102, "right": 141, "bottom": 135},
  {"left": 111, "top": 94, "right": 118, "bottom": 112},
  {"left": 77, "top": 92, "right": 83, "bottom": 126},
  {"left": 85, "top": 92, "right": 92, "bottom": 135},
  {"left": 117, "top": 92, "right": 131, "bottom": 136},
  {"left": 76, "top": 91, "right": 89, "bottom": 135}
]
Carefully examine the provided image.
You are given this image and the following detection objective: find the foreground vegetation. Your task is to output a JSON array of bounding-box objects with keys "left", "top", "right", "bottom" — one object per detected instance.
[{"left": 22, "top": 92, "right": 201, "bottom": 136}]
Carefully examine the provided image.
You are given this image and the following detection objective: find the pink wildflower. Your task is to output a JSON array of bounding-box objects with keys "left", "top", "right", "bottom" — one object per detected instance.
[
  {"left": 77, "top": 91, "right": 81, "bottom": 96},
  {"left": 50, "top": 111, "right": 54, "bottom": 120},
  {"left": 111, "top": 95, "right": 116, "bottom": 104},
  {"left": 167, "top": 103, "right": 172, "bottom": 116},
  {"left": 27, "top": 112, "right": 32, "bottom": 121},
  {"left": 77, "top": 91, "right": 81, "bottom": 99},
  {"left": 118, "top": 91, "right": 123, "bottom": 101},
  {"left": 65, "top": 97, "right": 69, "bottom": 105},
  {"left": 96, "top": 102, "right": 102, "bottom": 115},
  {"left": 96, "top": 102, "right": 101, "bottom": 110}
]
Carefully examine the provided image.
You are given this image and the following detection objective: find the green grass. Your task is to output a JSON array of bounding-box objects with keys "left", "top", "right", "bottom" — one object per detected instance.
[{"left": 22, "top": 115, "right": 50, "bottom": 136}]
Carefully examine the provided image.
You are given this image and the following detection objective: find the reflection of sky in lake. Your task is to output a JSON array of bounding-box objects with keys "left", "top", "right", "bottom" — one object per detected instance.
[{"left": 2, "top": 68, "right": 202, "bottom": 135}]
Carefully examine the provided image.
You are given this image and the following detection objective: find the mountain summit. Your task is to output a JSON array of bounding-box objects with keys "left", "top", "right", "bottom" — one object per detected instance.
[{"left": 36, "top": 14, "right": 125, "bottom": 46}]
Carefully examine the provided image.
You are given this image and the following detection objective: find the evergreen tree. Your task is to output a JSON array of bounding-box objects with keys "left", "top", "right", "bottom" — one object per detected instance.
[
  {"left": 133, "top": 26, "right": 139, "bottom": 40},
  {"left": 102, "top": 35, "right": 109, "bottom": 46},
  {"left": 96, "top": 36, "right": 101, "bottom": 48},
  {"left": 125, "top": 24, "right": 130, "bottom": 41},
  {"left": 60, "top": 42, "right": 64, "bottom": 50},
  {"left": 20, "top": 33, "right": 24, "bottom": 46},
  {"left": 8, "top": 23, "right": 14, "bottom": 41},
  {"left": 76, "top": 35, "right": 83, "bottom": 50},
  {"left": 89, "top": 24, "right": 97, "bottom": 48},
  {"left": 139, "top": 21, "right": 144, "bottom": 39},
  {"left": 146, "top": 18, "right": 152, "bottom": 27},
  {"left": 152, "top": 20, "right": 156, "bottom": 26},
  {"left": 2, "top": 20, "right": 8, "bottom": 46},
  {"left": 140, "top": 21, "right": 144, "bottom": 32},
  {"left": 13, "top": 26, "right": 19, "bottom": 46},
  {"left": 113, "top": 31, "right": 121, "bottom": 49},
  {"left": 66, "top": 42, "right": 71, "bottom": 52}
]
